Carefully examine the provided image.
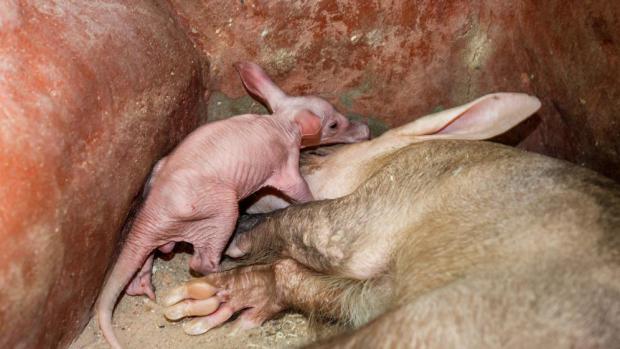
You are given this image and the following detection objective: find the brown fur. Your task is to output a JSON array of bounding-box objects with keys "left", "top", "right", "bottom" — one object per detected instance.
[{"left": 227, "top": 140, "right": 620, "bottom": 348}]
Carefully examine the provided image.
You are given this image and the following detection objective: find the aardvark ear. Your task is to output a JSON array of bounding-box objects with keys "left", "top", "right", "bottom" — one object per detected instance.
[
  {"left": 294, "top": 109, "right": 322, "bottom": 147},
  {"left": 234, "top": 61, "right": 287, "bottom": 112},
  {"left": 397, "top": 93, "right": 541, "bottom": 140}
]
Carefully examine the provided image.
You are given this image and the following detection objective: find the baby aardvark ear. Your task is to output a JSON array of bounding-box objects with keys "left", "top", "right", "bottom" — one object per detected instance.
[
  {"left": 234, "top": 61, "right": 288, "bottom": 113},
  {"left": 294, "top": 109, "right": 322, "bottom": 147},
  {"left": 397, "top": 93, "right": 541, "bottom": 141}
]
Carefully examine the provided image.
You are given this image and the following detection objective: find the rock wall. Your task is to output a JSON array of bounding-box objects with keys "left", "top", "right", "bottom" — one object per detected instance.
[
  {"left": 0, "top": 1, "right": 205, "bottom": 347},
  {"left": 170, "top": 0, "right": 619, "bottom": 179}
]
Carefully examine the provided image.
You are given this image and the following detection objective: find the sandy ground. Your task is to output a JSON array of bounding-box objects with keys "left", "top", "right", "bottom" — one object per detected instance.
[{"left": 70, "top": 252, "right": 323, "bottom": 349}]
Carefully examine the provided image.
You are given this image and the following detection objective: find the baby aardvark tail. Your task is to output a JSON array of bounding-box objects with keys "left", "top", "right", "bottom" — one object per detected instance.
[{"left": 97, "top": 244, "right": 152, "bottom": 349}]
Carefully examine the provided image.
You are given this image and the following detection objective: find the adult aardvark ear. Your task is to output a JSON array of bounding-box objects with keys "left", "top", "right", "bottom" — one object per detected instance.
[
  {"left": 294, "top": 109, "right": 322, "bottom": 147},
  {"left": 234, "top": 61, "right": 287, "bottom": 113},
  {"left": 396, "top": 93, "right": 541, "bottom": 140}
]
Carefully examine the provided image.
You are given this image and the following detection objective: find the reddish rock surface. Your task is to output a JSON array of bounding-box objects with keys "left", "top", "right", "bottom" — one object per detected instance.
[
  {"left": 170, "top": 0, "right": 619, "bottom": 180},
  {"left": 0, "top": 1, "right": 205, "bottom": 348}
]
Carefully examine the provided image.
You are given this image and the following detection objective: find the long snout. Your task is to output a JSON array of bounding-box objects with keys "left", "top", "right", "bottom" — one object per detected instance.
[{"left": 321, "top": 119, "right": 370, "bottom": 145}]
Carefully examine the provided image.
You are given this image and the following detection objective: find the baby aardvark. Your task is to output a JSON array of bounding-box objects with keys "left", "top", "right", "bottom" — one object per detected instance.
[{"left": 96, "top": 62, "right": 369, "bottom": 349}]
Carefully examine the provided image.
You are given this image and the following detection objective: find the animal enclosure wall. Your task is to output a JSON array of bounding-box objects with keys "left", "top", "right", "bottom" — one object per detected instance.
[{"left": 0, "top": 1, "right": 618, "bottom": 348}]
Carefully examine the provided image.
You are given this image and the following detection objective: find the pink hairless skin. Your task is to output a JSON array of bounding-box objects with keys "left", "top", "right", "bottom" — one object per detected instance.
[{"left": 96, "top": 62, "right": 370, "bottom": 349}]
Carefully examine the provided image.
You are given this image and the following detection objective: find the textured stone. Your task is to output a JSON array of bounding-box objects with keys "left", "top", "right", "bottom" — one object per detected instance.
[
  {"left": 0, "top": 1, "right": 205, "bottom": 348},
  {"left": 169, "top": 0, "right": 620, "bottom": 180}
]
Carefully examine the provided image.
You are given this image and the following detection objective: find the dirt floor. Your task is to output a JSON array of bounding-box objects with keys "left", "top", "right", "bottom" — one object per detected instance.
[{"left": 70, "top": 252, "right": 323, "bottom": 349}]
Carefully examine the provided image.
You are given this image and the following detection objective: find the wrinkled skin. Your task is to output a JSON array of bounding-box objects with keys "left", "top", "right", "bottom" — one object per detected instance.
[
  {"left": 165, "top": 94, "right": 620, "bottom": 347},
  {"left": 97, "top": 61, "right": 369, "bottom": 349}
]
